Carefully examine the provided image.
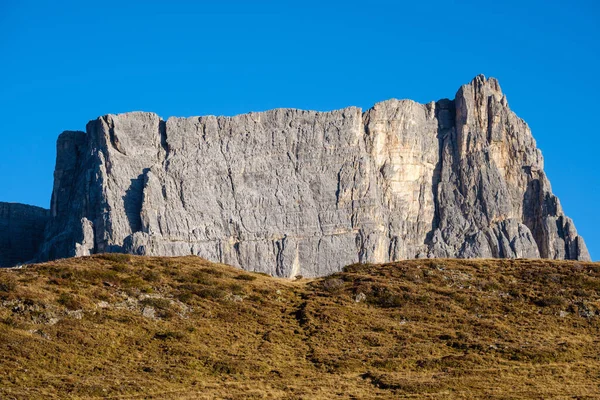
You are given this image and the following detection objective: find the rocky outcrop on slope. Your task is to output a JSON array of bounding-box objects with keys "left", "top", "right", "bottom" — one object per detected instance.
[
  {"left": 0, "top": 202, "right": 49, "bottom": 267},
  {"left": 33, "top": 75, "right": 589, "bottom": 276}
]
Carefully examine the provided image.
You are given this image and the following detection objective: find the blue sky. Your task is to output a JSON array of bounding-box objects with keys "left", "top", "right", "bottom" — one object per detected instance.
[{"left": 1, "top": 0, "right": 598, "bottom": 259}]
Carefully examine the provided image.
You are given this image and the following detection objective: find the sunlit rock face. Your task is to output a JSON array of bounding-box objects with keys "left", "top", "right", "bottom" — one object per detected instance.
[{"left": 36, "top": 75, "right": 590, "bottom": 276}]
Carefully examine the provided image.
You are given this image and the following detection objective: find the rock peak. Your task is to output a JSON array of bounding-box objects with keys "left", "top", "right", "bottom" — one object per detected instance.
[{"left": 469, "top": 73, "right": 502, "bottom": 91}]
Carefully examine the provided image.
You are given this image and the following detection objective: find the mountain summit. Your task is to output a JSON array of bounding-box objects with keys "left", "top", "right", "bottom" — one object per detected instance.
[{"left": 0, "top": 75, "right": 589, "bottom": 274}]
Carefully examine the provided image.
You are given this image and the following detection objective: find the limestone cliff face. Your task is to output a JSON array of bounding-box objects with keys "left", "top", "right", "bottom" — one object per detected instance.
[
  {"left": 430, "top": 77, "right": 588, "bottom": 260},
  {"left": 0, "top": 202, "right": 49, "bottom": 267},
  {"left": 36, "top": 75, "right": 590, "bottom": 276}
]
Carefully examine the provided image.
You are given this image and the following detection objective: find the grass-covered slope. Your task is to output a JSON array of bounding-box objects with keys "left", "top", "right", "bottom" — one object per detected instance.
[{"left": 1, "top": 255, "right": 599, "bottom": 399}]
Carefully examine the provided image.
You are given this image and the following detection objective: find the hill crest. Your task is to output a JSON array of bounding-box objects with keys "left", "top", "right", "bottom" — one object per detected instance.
[{"left": 1, "top": 256, "right": 599, "bottom": 398}]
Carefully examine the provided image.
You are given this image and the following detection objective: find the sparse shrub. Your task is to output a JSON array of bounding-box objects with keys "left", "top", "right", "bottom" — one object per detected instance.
[
  {"left": 247, "top": 294, "right": 263, "bottom": 304},
  {"left": 200, "top": 267, "right": 225, "bottom": 278},
  {"left": 58, "top": 293, "right": 84, "bottom": 310},
  {"left": 534, "top": 296, "right": 565, "bottom": 307},
  {"left": 401, "top": 268, "right": 424, "bottom": 282},
  {"left": 342, "top": 264, "right": 362, "bottom": 274},
  {"left": 481, "top": 281, "right": 501, "bottom": 291},
  {"left": 177, "top": 283, "right": 227, "bottom": 301},
  {"left": 141, "top": 270, "right": 160, "bottom": 282},
  {"left": 207, "top": 359, "right": 243, "bottom": 375},
  {"left": 235, "top": 274, "right": 257, "bottom": 281},
  {"left": 141, "top": 298, "right": 175, "bottom": 319},
  {"left": 0, "top": 274, "right": 17, "bottom": 292},
  {"left": 47, "top": 267, "right": 74, "bottom": 280},
  {"left": 113, "top": 314, "right": 135, "bottom": 324},
  {"left": 371, "top": 358, "right": 400, "bottom": 370},
  {"left": 91, "top": 288, "right": 110, "bottom": 301},
  {"left": 157, "top": 259, "right": 175, "bottom": 269},
  {"left": 177, "top": 292, "right": 193, "bottom": 303},
  {"left": 416, "top": 294, "right": 431, "bottom": 305},
  {"left": 121, "top": 276, "right": 146, "bottom": 289},
  {"left": 98, "top": 253, "right": 131, "bottom": 263},
  {"left": 177, "top": 283, "right": 200, "bottom": 292},
  {"left": 368, "top": 286, "right": 404, "bottom": 308},
  {"left": 228, "top": 283, "right": 245, "bottom": 295},
  {"left": 362, "top": 334, "right": 383, "bottom": 347},
  {"left": 110, "top": 263, "right": 129, "bottom": 273},
  {"left": 188, "top": 271, "right": 216, "bottom": 285},
  {"left": 196, "top": 287, "right": 227, "bottom": 300},
  {"left": 361, "top": 371, "right": 443, "bottom": 392},
  {"left": 140, "top": 297, "right": 171, "bottom": 310},
  {"left": 582, "top": 277, "right": 600, "bottom": 292},
  {"left": 573, "top": 288, "right": 591, "bottom": 298},
  {"left": 74, "top": 269, "right": 120, "bottom": 284},
  {"left": 153, "top": 330, "right": 186, "bottom": 340},
  {"left": 80, "top": 384, "right": 110, "bottom": 397},
  {"left": 508, "top": 348, "right": 560, "bottom": 363},
  {"left": 1, "top": 316, "right": 22, "bottom": 328},
  {"left": 322, "top": 278, "right": 345, "bottom": 292}
]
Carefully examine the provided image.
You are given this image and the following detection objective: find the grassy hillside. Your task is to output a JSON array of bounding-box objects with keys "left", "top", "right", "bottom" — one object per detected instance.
[{"left": 1, "top": 255, "right": 599, "bottom": 399}]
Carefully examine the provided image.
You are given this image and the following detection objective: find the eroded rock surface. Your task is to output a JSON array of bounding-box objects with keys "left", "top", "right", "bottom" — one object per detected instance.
[{"left": 36, "top": 75, "right": 590, "bottom": 276}]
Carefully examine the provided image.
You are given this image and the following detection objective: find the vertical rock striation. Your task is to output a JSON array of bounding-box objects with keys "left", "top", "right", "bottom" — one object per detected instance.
[
  {"left": 0, "top": 202, "right": 49, "bottom": 267},
  {"left": 34, "top": 75, "right": 589, "bottom": 276}
]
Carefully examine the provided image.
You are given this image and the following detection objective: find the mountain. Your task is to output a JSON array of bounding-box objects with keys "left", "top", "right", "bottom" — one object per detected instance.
[
  {"left": 0, "top": 75, "right": 590, "bottom": 274},
  {"left": 0, "top": 203, "right": 49, "bottom": 267},
  {"left": 1, "top": 256, "right": 599, "bottom": 398}
]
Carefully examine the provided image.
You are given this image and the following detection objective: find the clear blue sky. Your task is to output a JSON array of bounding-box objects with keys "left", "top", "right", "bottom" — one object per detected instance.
[{"left": 1, "top": 0, "right": 598, "bottom": 259}]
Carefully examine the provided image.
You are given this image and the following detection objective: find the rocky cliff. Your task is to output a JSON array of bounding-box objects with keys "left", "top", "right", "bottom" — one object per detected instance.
[
  {"left": 0, "top": 202, "right": 49, "bottom": 267},
  {"left": 30, "top": 75, "right": 589, "bottom": 276}
]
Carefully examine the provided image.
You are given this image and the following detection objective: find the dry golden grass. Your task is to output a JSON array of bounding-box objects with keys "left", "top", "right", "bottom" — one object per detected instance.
[{"left": 0, "top": 255, "right": 599, "bottom": 399}]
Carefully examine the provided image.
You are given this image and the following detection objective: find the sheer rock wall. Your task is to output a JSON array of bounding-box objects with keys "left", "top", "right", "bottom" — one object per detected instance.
[{"left": 35, "top": 75, "right": 590, "bottom": 276}]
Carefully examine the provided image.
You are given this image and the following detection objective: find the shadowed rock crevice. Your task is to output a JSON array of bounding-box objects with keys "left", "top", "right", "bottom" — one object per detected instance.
[
  {"left": 426, "top": 98, "right": 455, "bottom": 248},
  {"left": 123, "top": 168, "right": 150, "bottom": 233},
  {"left": 523, "top": 178, "right": 546, "bottom": 257}
]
